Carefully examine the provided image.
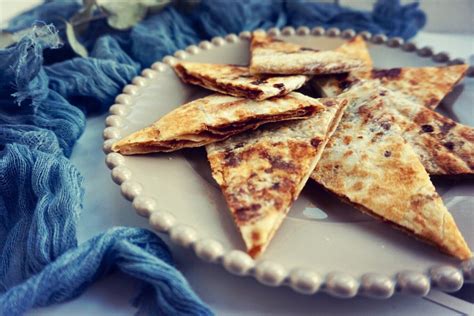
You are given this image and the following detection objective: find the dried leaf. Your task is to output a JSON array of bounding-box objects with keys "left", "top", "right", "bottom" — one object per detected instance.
[
  {"left": 65, "top": 22, "right": 88, "bottom": 57},
  {"left": 98, "top": 0, "right": 172, "bottom": 30},
  {"left": 99, "top": 1, "right": 147, "bottom": 30}
]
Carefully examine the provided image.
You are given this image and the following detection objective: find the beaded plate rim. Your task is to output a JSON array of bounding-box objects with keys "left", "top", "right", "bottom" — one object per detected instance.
[{"left": 103, "top": 26, "right": 474, "bottom": 299}]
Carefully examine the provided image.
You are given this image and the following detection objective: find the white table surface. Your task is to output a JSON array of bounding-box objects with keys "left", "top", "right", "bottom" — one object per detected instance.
[{"left": 1, "top": 1, "right": 473, "bottom": 315}]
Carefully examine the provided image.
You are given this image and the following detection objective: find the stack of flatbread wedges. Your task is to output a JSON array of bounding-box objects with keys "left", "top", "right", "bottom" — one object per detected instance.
[{"left": 113, "top": 31, "right": 473, "bottom": 260}]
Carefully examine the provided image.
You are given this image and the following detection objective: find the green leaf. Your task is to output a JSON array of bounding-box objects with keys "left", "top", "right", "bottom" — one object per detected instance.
[
  {"left": 97, "top": 0, "right": 172, "bottom": 30},
  {"left": 65, "top": 22, "right": 88, "bottom": 57},
  {"left": 98, "top": 1, "right": 147, "bottom": 30}
]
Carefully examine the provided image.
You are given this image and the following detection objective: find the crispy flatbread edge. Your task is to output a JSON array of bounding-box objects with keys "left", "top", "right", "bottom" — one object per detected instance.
[
  {"left": 112, "top": 106, "right": 321, "bottom": 154},
  {"left": 425, "top": 64, "right": 469, "bottom": 109},
  {"left": 174, "top": 63, "right": 309, "bottom": 101},
  {"left": 248, "top": 33, "right": 364, "bottom": 75},
  {"left": 174, "top": 63, "right": 263, "bottom": 100},
  {"left": 244, "top": 98, "right": 350, "bottom": 258},
  {"left": 309, "top": 182, "right": 472, "bottom": 260},
  {"left": 312, "top": 64, "right": 470, "bottom": 109},
  {"left": 248, "top": 56, "right": 363, "bottom": 76}
]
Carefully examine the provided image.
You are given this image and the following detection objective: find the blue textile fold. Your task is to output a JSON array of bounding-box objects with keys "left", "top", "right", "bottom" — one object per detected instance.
[
  {"left": 0, "top": 0, "right": 425, "bottom": 314},
  {"left": 285, "top": 0, "right": 426, "bottom": 39},
  {"left": 0, "top": 228, "right": 212, "bottom": 316}
]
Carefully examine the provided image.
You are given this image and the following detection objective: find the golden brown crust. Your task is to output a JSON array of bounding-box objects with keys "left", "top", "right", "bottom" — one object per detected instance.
[
  {"left": 334, "top": 35, "right": 373, "bottom": 75},
  {"left": 370, "top": 65, "right": 468, "bottom": 109},
  {"left": 313, "top": 35, "right": 468, "bottom": 110},
  {"left": 315, "top": 75, "right": 474, "bottom": 175},
  {"left": 320, "top": 185, "right": 470, "bottom": 260},
  {"left": 112, "top": 92, "right": 326, "bottom": 154},
  {"left": 207, "top": 97, "right": 349, "bottom": 257},
  {"left": 311, "top": 81, "right": 471, "bottom": 260},
  {"left": 315, "top": 65, "right": 468, "bottom": 109},
  {"left": 249, "top": 31, "right": 363, "bottom": 75},
  {"left": 174, "top": 62, "right": 308, "bottom": 100},
  {"left": 385, "top": 90, "right": 474, "bottom": 175},
  {"left": 311, "top": 36, "right": 472, "bottom": 176}
]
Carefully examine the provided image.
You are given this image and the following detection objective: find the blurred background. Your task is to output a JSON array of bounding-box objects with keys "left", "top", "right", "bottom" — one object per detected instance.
[{"left": 2, "top": 0, "right": 473, "bottom": 33}]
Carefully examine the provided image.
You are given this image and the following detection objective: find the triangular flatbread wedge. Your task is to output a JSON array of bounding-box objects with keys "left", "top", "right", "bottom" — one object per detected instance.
[
  {"left": 313, "top": 37, "right": 468, "bottom": 109},
  {"left": 316, "top": 66, "right": 468, "bottom": 109},
  {"left": 249, "top": 31, "right": 363, "bottom": 75},
  {"left": 311, "top": 81, "right": 471, "bottom": 260},
  {"left": 379, "top": 86, "right": 474, "bottom": 175},
  {"left": 207, "top": 97, "right": 348, "bottom": 257},
  {"left": 174, "top": 62, "right": 308, "bottom": 100},
  {"left": 334, "top": 35, "right": 373, "bottom": 75},
  {"left": 112, "top": 92, "right": 325, "bottom": 154},
  {"left": 369, "top": 65, "right": 468, "bottom": 109},
  {"left": 312, "top": 35, "right": 373, "bottom": 96},
  {"left": 316, "top": 76, "right": 474, "bottom": 175},
  {"left": 312, "top": 37, "right": 473, "bottom": 175}
]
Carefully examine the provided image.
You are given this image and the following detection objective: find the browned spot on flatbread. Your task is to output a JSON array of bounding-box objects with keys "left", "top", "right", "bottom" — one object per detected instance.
[
  {"left": 426, "top": 97, "right": 439, "bottom": 108},
  {"left": 381, "top": 122, "right": 391, "bottom": 131},
  {"left": 248, "top": 245, "right": 262, "bottom": 258},
  {"left": 251, "top": 231, "right": 261, "bottom": 242},
  {"left": 234, "top": 203, "right": 261, "bottom": 223},
  {"left": 443, "top": 141, "right": 455, "bottom": 151},
  {"left": 358, "top": 105, "right": 373, "bottom": 123},
  {"left": 224, "top": 150, "right": 240, "bottom": 167},
  {"left": 324, "top": 100, "right": 335, "bottom": 107},
  {"left": 264, "top": 155, "right": 296, "bottom": 172},
  {"left": 288, "top": 142, "right": 315, "bottom": 162},
  {"left": 460, "top": 128, "right": 474, "bottom": 142},
  {"left": 343, "top": 136, "right": 352, "bottom": 145},
  {"left": 352, "top": 181, "right": 364, "bottom": 191},
  {"left": 300, "top": 47, "right": 320, "bottom": 52},
  {"left": 440, "top": 122, "right": 455, "bottom": 135},
  {"left": 421, "top": 124, "right": 434, "bottom": 133},
  {"left": 250, "top": 78, "right": 268, "bottom": 85},
  {"left": 371, "top": 68, "right": 402, "bottom": 79},
  {"left": 310, "top": 137, "right": 321, "bottom": 147}
]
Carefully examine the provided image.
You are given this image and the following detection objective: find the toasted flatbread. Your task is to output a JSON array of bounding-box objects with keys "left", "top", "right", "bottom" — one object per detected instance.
[
  {"left": 370, "top": 65, "right": 469, "bottom": 109},
  {"left": 314, "top": 37, "right": 468, "bottom": 109},
  {"left": 311, "top": 81, "right": 471, "bottom": 260},
  {"left": 174, "top": 62, "right": 308, "bottom": 100},
  {"left": 382, "top": 87, "right": 474, "bottom": 175},
  {"left": 312, "top": 35, "right": 372, "bottom": 96},
  {"left": 249, "top": 31, "right": 363, "bottom": 75},
  {"left": 329, "top": 66, "right": 470, "bottom": 109},
  {"left": 112, "top": 92, "right": 324, "bottom": 154},
  {"left": 334, "top": 35, "right": 373, "bottom": 74},
  {"left": 207, "top": 97, "right": 348, "bottom": 257},
  {"left": 317, "top": 75, "right": 474, "bottom": 175}
]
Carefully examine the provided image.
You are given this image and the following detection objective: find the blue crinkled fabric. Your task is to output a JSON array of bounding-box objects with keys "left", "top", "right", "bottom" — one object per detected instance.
[
  {"left": 0, "top": 228, "right": 212, "bottom": 315},
  {"left": 0, "top": 0, "right": 425, "bottom": 314}
]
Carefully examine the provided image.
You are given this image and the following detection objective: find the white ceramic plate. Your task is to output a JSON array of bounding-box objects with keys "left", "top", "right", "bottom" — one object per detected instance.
[{"left": 103, "top": 27, "right": 474, "bottom": 298}]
